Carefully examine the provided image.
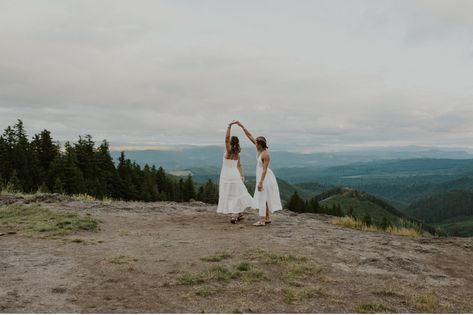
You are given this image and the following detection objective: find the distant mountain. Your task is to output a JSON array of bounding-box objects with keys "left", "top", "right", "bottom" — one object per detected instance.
[
  {"left": 404, "top": 190, "right": 473, "bottom": 236},
  {"left": 110, "top": 146, "right": 473, "bottom": 171}
]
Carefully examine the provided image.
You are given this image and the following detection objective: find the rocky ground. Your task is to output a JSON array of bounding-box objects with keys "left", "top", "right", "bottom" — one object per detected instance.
[{"left": 1, "top": 194, "right": 473, "bottom": 313}]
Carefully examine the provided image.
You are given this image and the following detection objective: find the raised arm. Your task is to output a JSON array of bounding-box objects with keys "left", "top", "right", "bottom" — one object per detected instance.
[
  {"left": 225, "top": 120, "right": 236, "bottom": 154},
  {"left": 236, "top": 121, "right": 256, "bottom": 145}
]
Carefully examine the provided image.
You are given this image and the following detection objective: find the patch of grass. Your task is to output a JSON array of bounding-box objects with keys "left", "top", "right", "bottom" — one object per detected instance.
[
  {"left": 209, "top": 265, "right": 240, "bottom": 282},
  {"left": 246, "top": 249, "right": 308, "bottom": 265},
  {"left": 411, "top": 291, "right": 440, "bottom": 313},
  {"left": 283, "top": 288, "right": 297, "bottom": 304},
  {"left": 331, "top": 216, "right": 422, "bottom": 237},
  {"left": 355, "top": 303, "right": 395, "bottom": 313},
  {"left": 177, "top": 262, "right": 265, "bottom": 286},
  {"left": 372, "top": 288, "right": 404, "bottom": 298},
  {"left": 232, "top": 309, "right": 242, "bottom": 314},
  {"left": 283, "top": 286, "right": 323, "bottom": 304},
  {"left": 281, "top": 260, "right": 321, "bottom": 286},
  {"left": 235, "top": 261, "right": 251, "bottom": 271},
  {"left": 200, "top": 250, "right": 232, "bottom": 262},
  {"left": 178, "top": 272, "right": 207, "bottom": 285},
  {"left": 0, "top": 204, "right": 98, "bottom": 237},
  {"left": 106, "top": 254, "right": 138, "bottom": 265},
  {"left": 194, "top": 285, "right": 218, "bottom": 297},
  {"left": 241, "top": 268, "right": 266, "bottom": 283},
  {"left": 71, "top": 193, "right": 96, "bottom": 202}
]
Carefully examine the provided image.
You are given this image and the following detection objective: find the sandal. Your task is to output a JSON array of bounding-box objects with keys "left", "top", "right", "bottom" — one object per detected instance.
[
  {"left": 230, "top": 217, "right": 237, "bottom": 224},
  {"left": 265, "top": 220, "right": 272, "bottom": 224},
  {"left": 237, "top": 213, "right": 245, "bottom": 221},
  {"left": 253, "top": 221, "right": 266, "bottom": 226}
]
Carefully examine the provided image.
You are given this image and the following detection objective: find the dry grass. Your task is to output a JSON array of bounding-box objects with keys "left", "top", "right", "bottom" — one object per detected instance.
[
  {"left": 283, "top": 286, "right": 324, "bottom": 304},
  {"left": 200, "top": 250, "right": 232, "bottom": 262},
  {"left": 331, "top": 216, "right": 422, "bottom": 237},
  {"left": 355, "top": 303, "right": 396, "bottom": 313},
  {"left": 71, "top": 193, "right": 96, "bottom": 202},
  {"left": 106, "top": 254, "right": 138, "bottom": 265},
  {"left": 411, "top": 291, "right": 440, "bottom": 313}
]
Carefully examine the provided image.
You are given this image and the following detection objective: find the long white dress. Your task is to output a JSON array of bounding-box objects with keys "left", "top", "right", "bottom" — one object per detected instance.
[
  {"left": 253, "top": 151, "right": 282, "bottom": 217},
  {"left": 217, "top": 153, "right": 255, "bottom": 214}
]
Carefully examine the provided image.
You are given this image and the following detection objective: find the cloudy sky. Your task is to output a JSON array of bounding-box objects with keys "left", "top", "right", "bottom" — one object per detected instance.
[{"left": 1, "top": 0, "right": 472, "bottom": 151}]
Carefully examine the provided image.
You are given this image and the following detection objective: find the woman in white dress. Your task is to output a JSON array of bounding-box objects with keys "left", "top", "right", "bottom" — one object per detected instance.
[
  {"left": 236, "top": 121, "right": 282, "bottom": 226},
  {"left": 216, "top": 121, "right": 255, "bottom": 223}
]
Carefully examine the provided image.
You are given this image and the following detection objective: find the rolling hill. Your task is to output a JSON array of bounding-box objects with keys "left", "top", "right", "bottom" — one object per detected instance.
[
  {"left": 404, "top": 190, "right": 473, "bottom": 236},
  {"left": 314, "top": 187, "right": 438, "bottom": 234}
]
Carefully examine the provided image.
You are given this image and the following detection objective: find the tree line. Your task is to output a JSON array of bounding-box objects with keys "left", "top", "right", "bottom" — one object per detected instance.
[{"left": 0, "top": 120, "right": 218, "bottom": 203}]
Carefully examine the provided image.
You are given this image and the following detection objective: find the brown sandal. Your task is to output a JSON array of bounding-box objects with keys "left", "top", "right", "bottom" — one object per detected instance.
[{"left": 237, "top": 213, "right": 245, "bottom": 221}]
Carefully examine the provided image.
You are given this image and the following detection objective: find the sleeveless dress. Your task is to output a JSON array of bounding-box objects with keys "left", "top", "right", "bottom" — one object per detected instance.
[
  {"left": 253, "top": 151, "right": 282, "bottom": 216},
  {"left": 217, "top": 153, "right": 255, "bottom": 214}
]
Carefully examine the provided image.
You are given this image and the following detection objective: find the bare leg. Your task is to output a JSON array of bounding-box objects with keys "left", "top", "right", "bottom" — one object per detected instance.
[{"left": 265, "top": 203, "right": 270, "bottom": 222}]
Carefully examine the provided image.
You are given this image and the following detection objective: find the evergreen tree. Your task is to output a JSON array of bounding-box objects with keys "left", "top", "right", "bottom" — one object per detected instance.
[
  {"left": 6, "top": 170, "right": 22, "bottom": 192},
  {"left": 53, "top": 177, "right": 64, "bottom": 194},
  {"left": 307, "top": 197, "right": 320, "bottom": 213},
  {"left": 380, "top": 216, "right": 390, "bottom": 230},
  {"left": 198, "top": 179, "right": 218, "bottom": 204},
  {"left": 286, "top": 192, "right": 306, "bottom": 212},
  {"left": 362, "top": 212, "right": 372, "bottom": 226},
  {"left": 184, "top": 175, "right": 196, "bottom": 201},
  {"left": 348, "top": 206, "right": 354, "bottom": 217}
]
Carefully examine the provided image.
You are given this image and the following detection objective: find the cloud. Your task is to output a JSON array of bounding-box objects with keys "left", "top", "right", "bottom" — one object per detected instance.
[{"left": 0, "top": 0, "right": 472, "bottom": 150}]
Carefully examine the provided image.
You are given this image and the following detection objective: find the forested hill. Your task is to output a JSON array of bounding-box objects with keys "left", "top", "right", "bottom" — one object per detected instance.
[
  {"left": 405, "top": 190, "right": 473, "bottom": 236},
  {"left": 0, "top": 120, "right": 218, "bottom": 203}
]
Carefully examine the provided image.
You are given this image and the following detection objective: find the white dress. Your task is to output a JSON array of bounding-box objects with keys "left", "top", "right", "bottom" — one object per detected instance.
[
  {"left": 253, "top": 151, "right": 282, "bottom": 216},
  {"left": 217, "top": 153, "right": 255, "bottom": 214}
]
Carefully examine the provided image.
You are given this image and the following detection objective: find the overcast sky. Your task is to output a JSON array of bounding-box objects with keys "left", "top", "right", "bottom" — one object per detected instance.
[{"left": 1, "top": 0, "right": 472, "bottom": 151}]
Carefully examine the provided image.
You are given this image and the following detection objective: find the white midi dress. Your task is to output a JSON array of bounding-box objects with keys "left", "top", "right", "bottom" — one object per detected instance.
[
  {"left": 217, "top": 154, "right": 255, "bottom": 214},
  {"left": 253, "top": 151, "right": 283, "bottom": 216}
]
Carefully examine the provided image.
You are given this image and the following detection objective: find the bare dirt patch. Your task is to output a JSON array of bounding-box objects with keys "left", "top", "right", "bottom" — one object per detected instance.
[{"left": 1, "top": 196, "right": 472, "bottom": 313}]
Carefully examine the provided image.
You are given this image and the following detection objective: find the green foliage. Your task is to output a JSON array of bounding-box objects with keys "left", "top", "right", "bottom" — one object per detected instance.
[
  {"left": 362, "top": 212, "right": 372, "bottom": 227},
  {"left": 0, "top": 120, "right": 215, "bottom": 204}
]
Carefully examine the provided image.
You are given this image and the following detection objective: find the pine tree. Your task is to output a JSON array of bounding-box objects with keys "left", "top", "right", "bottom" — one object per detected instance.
[
  {"left": 286, "top": 192, "right": 306, "bottom": 212},
  {"left": 380, "top": 216, "right": 390, "bottom": 230},
  {"left": 348, "top": 206, "right": 354, "bottom": 218},
  {"left": 53, "top": 177, "right": 64, "bottom": 194},
  {"left": 362, "top": 212, "right": 372, "bottom": 226},
  {"left": 184, "top": 175, "right": 196, "bottom": 201},
  {"left": 6, "top": 170, "right": 22, "bottom": 192},
  {"left": 307, "top": 197, "right": 320, "bottom": 213}
]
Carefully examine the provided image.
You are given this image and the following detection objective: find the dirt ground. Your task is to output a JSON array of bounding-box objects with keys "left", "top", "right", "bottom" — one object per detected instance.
[{"left": 1, "top": 196, "right": 473, "bottom": 313}]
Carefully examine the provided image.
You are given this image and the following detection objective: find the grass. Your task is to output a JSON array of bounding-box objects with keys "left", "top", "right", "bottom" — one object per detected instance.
[
  {"left": 331, "top": 216, "right": 422, "bottom": 237},
  {"left": 281, "top": 259, "right": 322, "bottom": 286},
  {"left": 177, "top": 262, "right": 265, "bottom": 286},
  {"left": 194, "top": 286, "right": 218, "bottom": 297},
  {"left": 106, "top": 254, "right": 138, "bottom": 265},
  {"left": 71, "top": 193, "right": 96, "bottom": 202},
  {"left": 283, "top": 287, "right": 324, "bottom": 304},
  {"left": 411, "top": 291, "right": 440, "bottom": 313},
  {"left": 372, "top": 288, "right": 404, "bottom": 298},
  {"left": 245, "top": 248, "right": 309, "bottom": 265},
  {"left": 0, "top": 204, "right": 98, "bottom": 237},
  {"left": 200, "top": 250, "right": 232, "bottom": 262},
  {"left": 355, "top": 303, "right": 395, "bottom": 313}
]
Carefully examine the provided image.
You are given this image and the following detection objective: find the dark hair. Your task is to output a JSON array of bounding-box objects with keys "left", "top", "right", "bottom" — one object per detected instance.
[
  {"left": 255, "top": 136, "right": 268, "bottom": 150},
  {"left": 229, "top": 136, "right": 241, "bottom": 156}
]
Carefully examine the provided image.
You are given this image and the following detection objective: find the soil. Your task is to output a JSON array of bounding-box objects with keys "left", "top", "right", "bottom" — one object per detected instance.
[{"left": 1, "top": 195, "right": 472, "bottom": 313}]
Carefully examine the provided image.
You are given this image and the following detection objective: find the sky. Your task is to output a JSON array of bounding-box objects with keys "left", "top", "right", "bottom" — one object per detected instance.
[{"left": 1, "top": 0, "right": 472, "bottom": 152}]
